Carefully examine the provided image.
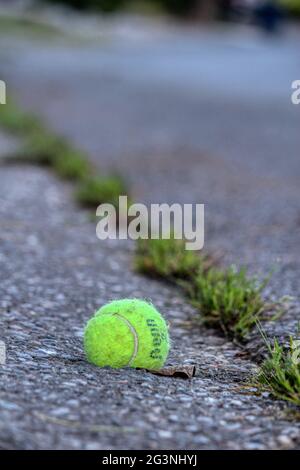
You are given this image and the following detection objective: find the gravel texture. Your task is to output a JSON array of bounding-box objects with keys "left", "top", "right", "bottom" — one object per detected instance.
[{"left": 1, "top": 164, "right": 300, "bottom": 450}]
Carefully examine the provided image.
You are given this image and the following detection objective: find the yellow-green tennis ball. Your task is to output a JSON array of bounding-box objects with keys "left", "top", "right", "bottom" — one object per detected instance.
[{"left": 84, "top": 299, "right": 170, "bottom": 369}]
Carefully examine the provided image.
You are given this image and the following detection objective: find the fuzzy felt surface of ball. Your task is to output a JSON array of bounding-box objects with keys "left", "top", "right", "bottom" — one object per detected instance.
[{"left": 84, "top": 299, "right": 170, "bottom": 369}]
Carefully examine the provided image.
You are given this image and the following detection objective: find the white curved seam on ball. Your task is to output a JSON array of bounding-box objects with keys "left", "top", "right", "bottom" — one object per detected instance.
[{"left": 114, "top": 313, "right": 139, "bottom": 367}]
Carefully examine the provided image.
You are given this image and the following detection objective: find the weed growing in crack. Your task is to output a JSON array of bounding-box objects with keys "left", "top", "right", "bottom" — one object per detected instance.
[{"left": 255, "top": 323, "right": 300, "bottom": 406}]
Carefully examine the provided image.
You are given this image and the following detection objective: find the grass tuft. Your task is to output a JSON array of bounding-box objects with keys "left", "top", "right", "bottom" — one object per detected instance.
[
  {"left": 22, "top": 130, "right": 68, "bottom": 165},
  {"left": 0, "top": 15, "right": 66, "bottom": 39},
  {"left": 255, "top": 325, "right": 300, "bottom": 406},
  {"left": 0, "top": 96, "right": 129, "bottom": 205},
  {"left": 76, "top": 175, "right": 127, "bottom": 209},
  {"left": 0, "top": 99, "right": 41, "bottom": 135},
  {"left": 135, "top": 237, "right": 272, "bottom": 340},
  {"left": 18, "top": 131, "right": 89, "bottom": 181},
  {"left": 135, "top": 237, "right": 209, "bottom": 281},
  {"left": 189, "top": 266, "right": 268, "bottom": 340},
  {"left": 53, "top": 148, "right": 90, "bottom": 181}
]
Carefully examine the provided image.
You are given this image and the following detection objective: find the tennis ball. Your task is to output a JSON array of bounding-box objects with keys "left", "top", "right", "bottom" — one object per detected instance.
[{"left": 84, "top": 299, "right": 170, "bottom": 369}]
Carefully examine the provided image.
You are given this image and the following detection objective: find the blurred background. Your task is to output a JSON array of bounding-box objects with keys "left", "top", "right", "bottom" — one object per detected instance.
[{"left": 0, "top": 0, "right": 299, "bottom": 270}]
